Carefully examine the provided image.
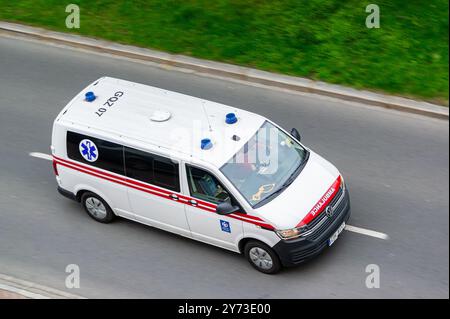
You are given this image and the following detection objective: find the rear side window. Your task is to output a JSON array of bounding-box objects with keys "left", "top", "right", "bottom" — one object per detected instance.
[
  {"left": 124, "top": 147, "right": 153, "bottom": 184},
  {"left": 124, "top": 147, "right": 180, "bottom": 192},
  {"left": 66, "top": 131, "right": 125, "bottom": 175}
]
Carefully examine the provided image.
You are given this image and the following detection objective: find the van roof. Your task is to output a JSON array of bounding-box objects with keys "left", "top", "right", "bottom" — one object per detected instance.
[{"left": 56, "top": 77, "right": 266, "bottom": 168}]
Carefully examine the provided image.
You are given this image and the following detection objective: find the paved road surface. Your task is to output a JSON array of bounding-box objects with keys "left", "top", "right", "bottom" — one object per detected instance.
[{"left": 0, "top": 35, "right": 448, "bottom": 298}]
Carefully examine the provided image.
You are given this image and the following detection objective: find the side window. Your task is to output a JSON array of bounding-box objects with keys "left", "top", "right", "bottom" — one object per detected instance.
[
  {"left": 124, "top": 147, "right": 153, "bottom": 184},
  {"left": 186, "top": 165, "right": 230, "bottom": 204},
  {"left": 154, "top": 157, "right": 179, "bottom": 191},
  {"left": 66, "top": 131, "right": 124, "bottom": 175},
  {"left": 124, "top": 147, "right": 180, "bottom": 192}
]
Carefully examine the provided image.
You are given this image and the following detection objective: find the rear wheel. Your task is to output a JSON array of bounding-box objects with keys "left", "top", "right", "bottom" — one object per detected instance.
[
  {"left": 244, "top": 241, "right": 281, "bottom": 274},
  {"left": 81, "top": 192, "right": 115, "bottom": 223}
]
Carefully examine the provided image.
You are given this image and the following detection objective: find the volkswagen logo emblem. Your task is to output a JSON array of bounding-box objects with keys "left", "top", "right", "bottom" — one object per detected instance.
[{"left": 325, "top": 206, "right": 334, "bottom": 218}]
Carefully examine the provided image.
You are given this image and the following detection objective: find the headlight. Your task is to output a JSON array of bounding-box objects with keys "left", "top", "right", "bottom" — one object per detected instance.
[
  {"left": 340, "top": 175, "right": 346, "bottom": 191},
  {"left": 276, "top": 226, "right": 305, "bottom": 240}
]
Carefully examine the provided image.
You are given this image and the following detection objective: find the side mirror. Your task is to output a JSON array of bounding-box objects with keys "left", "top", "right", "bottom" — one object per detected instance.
[
  {"left": 216, "top": 201, "right": 240, "bottom": 215},
  {"left": 290, "top": 128, "right": 301, "bottom": 142}
]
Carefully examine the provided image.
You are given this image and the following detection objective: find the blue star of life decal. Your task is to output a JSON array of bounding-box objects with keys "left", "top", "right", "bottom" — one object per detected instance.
[{"left": 79, "top": 139, "right": 98, "bottom": 162}]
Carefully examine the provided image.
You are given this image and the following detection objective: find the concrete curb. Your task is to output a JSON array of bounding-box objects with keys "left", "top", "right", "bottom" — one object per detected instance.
[
  {"left": 0, "top": 273, "right": 85, "bottom": 299},
  {"left": 0, "top": 21, "right": 448, "bottom": 120}
]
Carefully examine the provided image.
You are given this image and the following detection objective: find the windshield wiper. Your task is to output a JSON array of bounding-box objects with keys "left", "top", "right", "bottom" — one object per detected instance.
[
  {"left": 254, "top": 183, "right": 289, "bottom": 207},
  {"left": 282, "top": 150, "right": 310, "bottom": 188}
]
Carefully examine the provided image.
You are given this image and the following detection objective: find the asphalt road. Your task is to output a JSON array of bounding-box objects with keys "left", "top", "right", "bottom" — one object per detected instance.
[{"left": 0, "top": 35, "right": 448, "bottom": 298}]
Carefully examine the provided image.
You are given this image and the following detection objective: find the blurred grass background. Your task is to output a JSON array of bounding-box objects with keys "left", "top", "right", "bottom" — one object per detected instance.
[{"left": 0, "top": 0, "right": 448, "bottom": 104}]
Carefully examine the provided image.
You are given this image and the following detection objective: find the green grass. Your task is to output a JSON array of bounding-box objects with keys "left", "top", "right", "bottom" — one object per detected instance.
[{"left": 0, "top": 0, "right": 448, "bottom": 104}]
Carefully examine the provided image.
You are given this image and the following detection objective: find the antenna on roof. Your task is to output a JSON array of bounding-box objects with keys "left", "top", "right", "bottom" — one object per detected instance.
[{"left": 201, "top": 101, "right": 213, "bottom": 132}]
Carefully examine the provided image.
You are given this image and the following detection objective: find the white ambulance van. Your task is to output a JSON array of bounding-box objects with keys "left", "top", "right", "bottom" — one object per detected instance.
[{"left": 52, "top": 77, "right": 350, "bottom": 274}]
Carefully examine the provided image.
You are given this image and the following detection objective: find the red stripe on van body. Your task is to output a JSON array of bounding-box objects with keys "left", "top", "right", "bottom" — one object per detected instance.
[
  {"left": 54, "top": 156, "right": 173, "bottom": 195},
  {"left": 56, "top": 160, "right": 173, "bottom": 201},
  {"left": 54, "top": 156, "right": 274, "bottom": 230},
  {"left": 296, "top": 176, "right": 341, "bottom": 227},
  {"left": 233, "top": 212, "right": 264, "bottom": 221}
]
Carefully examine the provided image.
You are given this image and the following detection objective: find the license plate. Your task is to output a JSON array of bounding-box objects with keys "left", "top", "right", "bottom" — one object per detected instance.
[{"left": 328, "top": 222, "right": 346, "bottom": 246}]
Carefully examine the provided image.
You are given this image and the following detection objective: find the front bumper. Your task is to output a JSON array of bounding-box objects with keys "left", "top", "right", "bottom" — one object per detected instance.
[{"left": 272, "top": 191, "right": 351, "bottom": 267}]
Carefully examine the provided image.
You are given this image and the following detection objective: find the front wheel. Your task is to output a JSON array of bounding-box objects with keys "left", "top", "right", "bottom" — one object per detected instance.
[
  {"left": 244, "top": 241, "right": 282, "bottom": 274},
  {"left": 81, "top": 192, "right": 115, "bottom": 223}
]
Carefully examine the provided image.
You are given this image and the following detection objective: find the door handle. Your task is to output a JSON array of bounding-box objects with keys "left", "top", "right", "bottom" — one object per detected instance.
[
  {"left": 188, "top": 199, "right": 198, "bottom": 207},
  {"left": 169, "top": 194, "right": 179, "bottom": 201}
]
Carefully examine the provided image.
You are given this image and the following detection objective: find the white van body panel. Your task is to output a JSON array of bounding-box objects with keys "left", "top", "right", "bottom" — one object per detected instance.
[
  {"left": 242, "top": 222, "right": 282, "bottom": 248},
  {"left": 128, "top": 179, "right": 192, "bottom": 238}
]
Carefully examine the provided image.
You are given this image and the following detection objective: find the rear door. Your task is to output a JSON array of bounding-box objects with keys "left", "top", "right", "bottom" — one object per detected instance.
[
  {"left": 184, "top": 164, "right": 243, "bottom": 251},
  {"left": 64, "top": 131, "right": 132, "bottom": 218},
  {"left": 124, "top": 146, "right": 191, "bottom": 238}
]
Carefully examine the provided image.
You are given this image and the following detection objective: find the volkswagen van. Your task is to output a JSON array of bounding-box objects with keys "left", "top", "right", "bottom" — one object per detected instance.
[{"left": 51, "top": 77, "right": 350, "bottom": 274}]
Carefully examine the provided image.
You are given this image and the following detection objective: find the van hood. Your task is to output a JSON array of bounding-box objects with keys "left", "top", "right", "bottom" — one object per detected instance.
[{"left": 254, "top": 151, "right": 340, "bottom": 230}]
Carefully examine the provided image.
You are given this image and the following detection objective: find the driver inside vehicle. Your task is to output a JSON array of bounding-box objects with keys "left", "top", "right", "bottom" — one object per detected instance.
[{"left": 187, "top": 165, "right": 230, "bottom": 203}]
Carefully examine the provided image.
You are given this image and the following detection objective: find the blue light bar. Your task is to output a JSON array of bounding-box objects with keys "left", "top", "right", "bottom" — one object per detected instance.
[
  {"left": 85, "top": 91, "right": 96, "bottom": 102},
  {"left": 225, "top": 113, "right": 237, "bottom": 124},
  {"left": 201, "top": 138, "right": 213, "bottom": 150}
]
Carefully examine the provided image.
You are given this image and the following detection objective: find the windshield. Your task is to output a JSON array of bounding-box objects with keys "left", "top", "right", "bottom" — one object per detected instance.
[{"left": 220, "top": 121, "right": 308, "bottom": 208}]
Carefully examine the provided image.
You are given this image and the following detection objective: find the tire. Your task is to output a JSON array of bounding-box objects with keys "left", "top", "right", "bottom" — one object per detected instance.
[
  {"left": 81, "top": 192, "right": 115, "bottom": 223},
  {"left": 244, "top": 240, "right": 282, "bottom": 274}
]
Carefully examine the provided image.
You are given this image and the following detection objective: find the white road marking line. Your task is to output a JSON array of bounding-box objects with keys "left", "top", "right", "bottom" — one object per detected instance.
[
  {"left": 345, "top": 225, "right": 389, "bottom": 240},
  {"left": 29, "top": 152, "right": 52, "bottom": 161},
  {"left": 0, "top": 283, "right": 49, "bottom": 299},
  {"left": 27, "top": 151, "right": 389, "bottom": 241},
  {"left": 0, "top": 273, "right": 85, "bottom": 299}
]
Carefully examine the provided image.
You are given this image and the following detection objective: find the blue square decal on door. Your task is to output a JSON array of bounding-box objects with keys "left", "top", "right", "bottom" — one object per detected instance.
[{"left": 220, "top": 220, "right": 231, "bottom": 233}]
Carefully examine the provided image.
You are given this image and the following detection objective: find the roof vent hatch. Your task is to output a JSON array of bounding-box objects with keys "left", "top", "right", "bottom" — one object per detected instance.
[{"left": 150, "top": 110, "right": 171, "bottom": 122}]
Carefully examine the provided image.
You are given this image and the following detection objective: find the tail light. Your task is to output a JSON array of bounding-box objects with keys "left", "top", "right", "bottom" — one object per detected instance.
[{"left": 52, "top": 159, "right": 59, "bottom": 176}]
